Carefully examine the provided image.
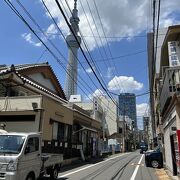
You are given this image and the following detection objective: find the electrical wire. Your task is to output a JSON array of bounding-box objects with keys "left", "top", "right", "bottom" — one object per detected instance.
[
  {"left": 41, "top": 0, "right": 107, "bottom": 96},
  {"left": 92, "top": 0, "right": 126, "bottom": 93},
  {"left": 4, "top": 0, "right": 99, "bottom": 105},
  {"left": 55, "top": 0, "right": 117, "bottom": 105},
  {"left": 64, "top": 0, "right": 109, "bottom": 93},
  {"left": 16, "top": 0, "right": 111, "bottom": 104},
  {"left": 4, "top": 0, "right": 119, "bottom": 124}
]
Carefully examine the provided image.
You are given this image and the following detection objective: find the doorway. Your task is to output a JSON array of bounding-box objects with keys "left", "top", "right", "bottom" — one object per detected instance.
[{"left": 170, "top": 134, "right": 177, "bottom": 176}]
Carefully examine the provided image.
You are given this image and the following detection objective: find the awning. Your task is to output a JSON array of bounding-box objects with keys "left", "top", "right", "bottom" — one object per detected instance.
[
  {"left": 73, "top": 124, "right": 97, "bottom": 134},
  {"left": 80, "top": 125, "right": 97, "bottom": 133}
]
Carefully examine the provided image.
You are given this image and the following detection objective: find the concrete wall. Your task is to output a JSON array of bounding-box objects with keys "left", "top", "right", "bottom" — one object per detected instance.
[
  {"left": 101, "top": 96, "right": 117, "bottom": 136},
  {"left": 0, "top": 96, "right": 42, "bottom": 132}
]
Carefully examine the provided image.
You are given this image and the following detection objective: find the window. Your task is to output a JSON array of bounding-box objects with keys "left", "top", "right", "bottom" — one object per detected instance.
[
  {"left": 169, "top": 41, "right": 176, "bottom": 46},
  {"left": 171, "top": 55, "right": 178, "bottom": 61},
  {"left": 170, "top": 46, "right": 176, "bottom": 53},
  {"left": 26, "top": 137, "right": 39, "bottom": 153},
  {"left": 0, "top": 135, "right": 25, "bottom": 154},
  {"left": 119, "top": 128, "right": 122, "bottom": 133},
  {"left": 53, "top": 122, "right": 58, "bottom": 140},
  {"left": 57, "top": 122, "right": 65, "bottom": 141},
  {"left": 171, "top": 61, "right": 178, "bottom": 66},
  {"left": 64, "top": 125, "right": 68, "bottom": 141}
]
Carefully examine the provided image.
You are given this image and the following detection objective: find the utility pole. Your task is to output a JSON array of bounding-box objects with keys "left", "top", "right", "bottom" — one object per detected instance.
[{"left": 123, "top": 103, "right": 126, "bottom": 152}]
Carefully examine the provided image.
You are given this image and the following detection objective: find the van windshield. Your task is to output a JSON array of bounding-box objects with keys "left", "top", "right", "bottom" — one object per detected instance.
[{"left": 0, "top": 135, "right": 25, "bottom": 154}]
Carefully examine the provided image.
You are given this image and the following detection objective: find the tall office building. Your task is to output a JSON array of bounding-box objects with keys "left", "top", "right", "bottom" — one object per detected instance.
[
  {"left": 65, "top": 0, "right": 81, "bottom": 100},
  {"left": 118, "top": 93, "right": 137, "bottom": 129}
]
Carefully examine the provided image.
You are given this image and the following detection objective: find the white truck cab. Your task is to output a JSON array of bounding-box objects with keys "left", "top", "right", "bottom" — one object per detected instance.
[{"left": 0, "top": 132, "right": 63, "bottom": 180}]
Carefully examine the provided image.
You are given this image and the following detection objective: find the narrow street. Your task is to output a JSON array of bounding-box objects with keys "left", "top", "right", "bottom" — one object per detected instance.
[{"left": 55, "top": 151, "right": 161, "bottom": 180}]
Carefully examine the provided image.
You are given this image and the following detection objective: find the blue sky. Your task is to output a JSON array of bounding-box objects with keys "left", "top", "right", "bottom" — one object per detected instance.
[{"left": 1, "top": 0, "right": 180, "bottom": 129}]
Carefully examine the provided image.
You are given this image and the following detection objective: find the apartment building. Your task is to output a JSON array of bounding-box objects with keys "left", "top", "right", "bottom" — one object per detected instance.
[
  {"left": 158, "top": 25, "right": 180, "bottom": 176},
  {"left": 148, "top": 25, "right": 180, "bottom": 176}
]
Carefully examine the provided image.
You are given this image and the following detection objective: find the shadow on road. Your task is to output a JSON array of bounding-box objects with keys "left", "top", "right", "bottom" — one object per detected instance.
[
  {"left": 40, "top": 157, "right": 106, "bottom": 180},
  {"left": 60, "top": 157, "right": 105, "bottom": 173}
]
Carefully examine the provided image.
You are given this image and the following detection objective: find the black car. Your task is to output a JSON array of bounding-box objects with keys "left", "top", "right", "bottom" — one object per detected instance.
[
  {"left": 145, "top": 146, "right": 163, "bottom": 168},
  {"left": 140, "top": 145, "right": 148, "bottom": 154}
]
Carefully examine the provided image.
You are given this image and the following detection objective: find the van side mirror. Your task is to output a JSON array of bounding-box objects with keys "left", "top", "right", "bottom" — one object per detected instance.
[{"left": 25, "top": 146, "right": 30, "bottom": 154}]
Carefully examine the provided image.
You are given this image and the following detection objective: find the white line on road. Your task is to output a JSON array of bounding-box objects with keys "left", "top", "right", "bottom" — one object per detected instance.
[
  {"left": 130, "top": 154, "right": 144, "bottom": 180},
  {"left": 59, "top": 153, "right": 129, "bottom": 178}
]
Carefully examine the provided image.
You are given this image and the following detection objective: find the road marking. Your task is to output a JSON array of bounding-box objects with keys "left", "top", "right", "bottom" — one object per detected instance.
[
  {"left": 131, "top": 163, "right": 144, "bottom": 166},
  {"left": 130, "top": 154, "right": 144, "bottom": 180},
  {"left": 59, "top": 153, "right": 129, "bottom": 178}
]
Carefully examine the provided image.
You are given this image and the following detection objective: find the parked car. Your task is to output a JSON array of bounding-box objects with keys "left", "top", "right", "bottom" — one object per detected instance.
[
  {"left": 145, "top": 146, "right": 163, "bottom": 168},
  {"left": 140, "top": 144, "right": 148, "bottom": 154}
]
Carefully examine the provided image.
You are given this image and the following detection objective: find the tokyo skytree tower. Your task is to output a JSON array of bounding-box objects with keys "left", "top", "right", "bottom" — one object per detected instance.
[{"left": 65, "top": 0, "right": 81, "bottom": 100}]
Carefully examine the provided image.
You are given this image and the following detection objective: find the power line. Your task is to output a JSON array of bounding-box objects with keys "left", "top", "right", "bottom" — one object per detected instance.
[
  {"left": 77, "top": 0, "right": 123, "bottom": 95},
  {"left": 41, "top": 0, "right": 120, "bottom": 123},
  {"left": 92, "top": 0, "right": 127, "bottom": 93},
  {"left": 36, "top": 31, "right": 167, "bottom": 39},
  {"left": 35, "top": 49, "right": 47, "bottom": 63},
  {"left": 109, "top": 90, "right": 151, "bottom": 97},
  {"left": 4, "top": 0, "right": 119, "bottom": 124},
  {"left": 3, "top": 0, "right": 101, "bottom": 105},
  {"left": 43, "top": 0, "right": 122, "bottom": 122},
  {"left": 41, "top": 0, "right": 105, "bottom": 94},
  {"left": 42, "top": 0, "right": 126, "bottom": 122},
  {"left": 55, "top": 0, "right": 117, "bottom": 105},
  {"left": 17, "top": 0, "right": 109, "bottom": 104},
  {"left": 64, "top": 0, "right": 109, "bottom": 93}
]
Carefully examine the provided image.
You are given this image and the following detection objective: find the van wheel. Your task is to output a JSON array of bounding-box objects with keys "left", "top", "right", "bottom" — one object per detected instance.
[
  {"left": 151, "top": 160, "right": 159, "bottom": 168},
  {"left": 50, "top": 167, "right": 58, "bottom": 180}
]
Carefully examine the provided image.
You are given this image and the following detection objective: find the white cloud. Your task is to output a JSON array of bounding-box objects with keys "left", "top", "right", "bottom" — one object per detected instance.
[
  {"left": 40, "top": 0, "right": 180, "bottom": 51},
  {"left": 105, "top": 67, "right": 114, "bottom": 79},
  {"left": 21, "top": 33, "right": 42, "bottom": 47},
  {"left": 136, "top": 103, "right": 149, "bottom": 117},
  {"left": 108, "top": 76, "right": 143, "bottom": 92},
  {"left": 22, "top": 23, "right": 59, "bottom": 47},
  {"left": 86, "top": 89, "right": 105, "bottom": 101},
  {"left": 86, "top": 67, "right": 93, "bottom": 74},
  {"left": 85, "top": 66, "right": 97, "bottom": 74},
  {"left": 46, "top": 24, "right": 58, "bottom": 38}
]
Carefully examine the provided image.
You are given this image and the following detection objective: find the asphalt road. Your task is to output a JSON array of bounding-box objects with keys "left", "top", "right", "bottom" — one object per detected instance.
[{"left": 43, "top": 151, "right": 159, "bottom": 180}]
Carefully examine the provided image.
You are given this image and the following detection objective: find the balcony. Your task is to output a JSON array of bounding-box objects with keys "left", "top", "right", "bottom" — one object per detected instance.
[
  {"left": 0, "top": 95, "right": 42, "bottom": 112},
  {"left": 160, "top": 66, "right": 180, "bottom": 114}
]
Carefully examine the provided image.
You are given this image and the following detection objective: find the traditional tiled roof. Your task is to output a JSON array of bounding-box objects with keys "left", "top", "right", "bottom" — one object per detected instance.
[{"left": 0, "top": 63, "right": 67, "bottom": 102}]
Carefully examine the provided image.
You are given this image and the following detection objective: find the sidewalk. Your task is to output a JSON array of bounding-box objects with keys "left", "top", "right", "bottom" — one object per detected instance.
[
  {"left": 156, "top": 168, "right": 180, "bottom": 180},
  {"left": 165, "top": 169, "right": 180, "bottom": 180},
  {"left": 156, "top": 168, "right": 172, "bottom": 180}
]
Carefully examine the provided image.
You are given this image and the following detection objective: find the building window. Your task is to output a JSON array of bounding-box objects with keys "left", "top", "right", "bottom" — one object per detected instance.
[
  {"left": 57, "top": 122, "right": 65, "bottom": 141},
  {"left": 64, "top": 125, "right": 68, "bottom": 141},
  {"left": 170, "top": 46, "right": 177, "bottom": 53},
  {"left": 171, "top": 55, "right": 178, "bottom": 61},
  {"left": 169, "top": 41, "right": 176, "bottom": 46},
  {"left": 53, "top": 122, "right": 58, "bottom": 140},
  {"left": 171, "top": 61, "right": 178, "bottom": 66}
]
